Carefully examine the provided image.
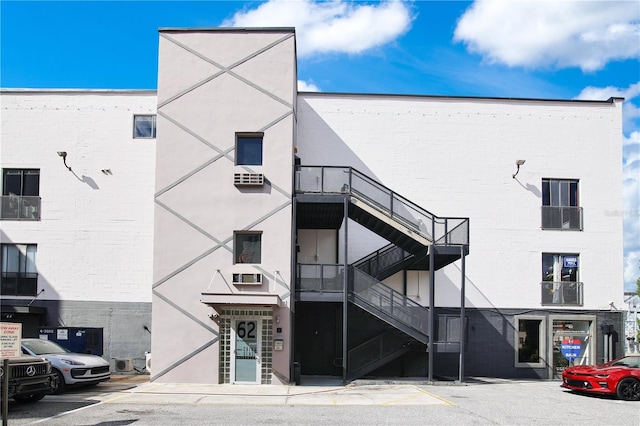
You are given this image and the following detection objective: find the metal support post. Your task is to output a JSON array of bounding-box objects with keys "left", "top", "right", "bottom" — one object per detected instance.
[
  {"left": 342, "top": 196, "right": 349, "bottom": 383},
  {"left": 458, "top": 246, "right": 466, "bottom": 383}
]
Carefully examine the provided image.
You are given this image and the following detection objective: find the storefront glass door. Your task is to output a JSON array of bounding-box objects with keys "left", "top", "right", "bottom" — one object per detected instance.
[
  {"left": 232, "top": 319, "right": 260, "bottom": 384},
  {"left": 552, "top": 318, "right": 592, "bottom": 379}
]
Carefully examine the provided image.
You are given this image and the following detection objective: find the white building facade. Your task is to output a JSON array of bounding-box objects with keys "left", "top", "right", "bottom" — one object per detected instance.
[
  {"left": 2, "top": 28, "right": 625, "bottom": 382},
  {"left": 1, "top": 90, "right": 156, "bottom": 369}
]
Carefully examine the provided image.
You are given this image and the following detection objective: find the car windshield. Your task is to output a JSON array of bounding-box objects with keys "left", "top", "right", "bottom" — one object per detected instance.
[
  {"left": 609, "top": 357, "right": 640, "bottom": 368},
  {"left": 22, "top": 339, "right": 69, "bottom": 355}
]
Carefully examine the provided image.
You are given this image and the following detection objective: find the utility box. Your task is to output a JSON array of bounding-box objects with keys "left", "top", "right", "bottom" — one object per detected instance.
[{"left": 38, "top": 327, "right": 104, "bottom": 355}]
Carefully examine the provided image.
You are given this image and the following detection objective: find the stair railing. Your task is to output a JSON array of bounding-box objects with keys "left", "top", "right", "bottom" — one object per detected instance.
[
  {"left": 350, "top": 267, "right": 429, "bottom": 340},
  {"left": 295, "top": 165, "right": 469, "bottom": 246}
]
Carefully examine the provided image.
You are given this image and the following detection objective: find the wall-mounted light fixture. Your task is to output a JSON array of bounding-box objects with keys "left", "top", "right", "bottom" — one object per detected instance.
[
  {"left": 101, "top": 169, "right": 112, "bottom": 175},
  {"left": 57, "top": 151, "right": 72, "bottom": 171},
  {"left": 512, "top": 159, "right": 526, "bottom": 179}
]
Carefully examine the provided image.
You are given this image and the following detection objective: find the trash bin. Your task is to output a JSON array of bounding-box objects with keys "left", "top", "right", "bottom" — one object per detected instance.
[{"left": 293, "top": 361, "right": 301, "bottom": 385}]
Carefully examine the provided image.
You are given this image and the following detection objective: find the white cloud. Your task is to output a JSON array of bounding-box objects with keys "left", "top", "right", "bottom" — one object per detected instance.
[
  {"left": 576, "top": 82, "right": 640, "bottom": 133},
  {"left": 624, "top": 250, "right": 640, "bottom": 291},
  {"left": 298, "top": 79, "right": 320, "bottom": 92},
  {"left": 223, "top": 0, "right": 413, "bottom": 57},
  {"left": 454, "top": 0, "right": 640, "bottom": 71}
]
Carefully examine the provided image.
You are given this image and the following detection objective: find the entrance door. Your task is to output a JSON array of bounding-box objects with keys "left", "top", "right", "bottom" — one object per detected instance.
[
  {"left": 232, "top": 319, "right": 260, "bottom": 384},
  {"left": 552, "top": 318, "right": 593, "bottom": 379}
]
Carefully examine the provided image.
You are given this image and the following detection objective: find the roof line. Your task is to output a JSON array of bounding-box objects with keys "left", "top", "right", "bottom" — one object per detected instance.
[
  {"left": 159, "top": 27, "right": 295, "bottom": 32},
  {"left": 298, "top": 91, "right": 625, "bottom": 104}
]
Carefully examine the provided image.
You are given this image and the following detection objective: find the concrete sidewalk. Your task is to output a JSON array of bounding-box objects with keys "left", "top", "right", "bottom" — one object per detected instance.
[{"left": 105, "top": 374, "right": 454, "bottom": 406}]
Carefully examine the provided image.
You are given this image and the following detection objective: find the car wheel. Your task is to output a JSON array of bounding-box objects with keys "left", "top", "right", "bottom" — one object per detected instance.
[
  {"left": 616, "top": 377, "right": 640, "bottom": 401},
  {"left": 51, "top": 369, "right": 66, "bottom": 394},
  {"left": 13, "top": 393, "right": 46, "bottom": 403}
]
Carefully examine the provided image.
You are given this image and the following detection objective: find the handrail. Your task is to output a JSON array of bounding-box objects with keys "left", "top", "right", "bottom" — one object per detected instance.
[
  {"left": 352, "top": 244, "right": 408, "bottom": 276},
  {"left": 350, "top": 268, "right": 429, "bottom": 339},
  {"left": 295, "top": 165, "right": 469, "bottom": 246}
]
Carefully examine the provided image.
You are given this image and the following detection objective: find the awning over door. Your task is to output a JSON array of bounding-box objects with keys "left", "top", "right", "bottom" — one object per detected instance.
[{"left": 200, "top": 292, "right": 284, "bottom": 311}]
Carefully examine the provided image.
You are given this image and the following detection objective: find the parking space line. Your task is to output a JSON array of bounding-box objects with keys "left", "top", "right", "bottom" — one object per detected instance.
[{"left": 411, "top": 385, "right": 457, "bottom": 406}]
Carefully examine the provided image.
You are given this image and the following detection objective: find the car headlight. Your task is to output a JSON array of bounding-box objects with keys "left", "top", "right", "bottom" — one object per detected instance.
[
  {"left": 59, "top": 358, "right": 86, "bottom": 366},
  {"left": 592, "top": 374, "right": 609, "bottom": 378}
]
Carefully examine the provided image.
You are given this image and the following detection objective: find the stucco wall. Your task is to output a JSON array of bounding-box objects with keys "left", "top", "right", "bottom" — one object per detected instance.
[{"left": 152, "top": 29, "right": 296, "bottom": 384}]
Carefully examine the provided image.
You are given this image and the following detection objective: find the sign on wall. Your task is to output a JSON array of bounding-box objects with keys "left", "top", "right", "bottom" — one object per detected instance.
[
  {"left": 0, "top": 322, "right": 22, "bottom": 359},
  {"left": 560, "top": 338, "right": 582, "bottom": 361}
]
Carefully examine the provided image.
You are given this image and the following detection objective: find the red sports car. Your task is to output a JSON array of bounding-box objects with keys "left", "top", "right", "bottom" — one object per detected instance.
[{"left": 561, "top": 355, "right": 640, "bottom": 401}]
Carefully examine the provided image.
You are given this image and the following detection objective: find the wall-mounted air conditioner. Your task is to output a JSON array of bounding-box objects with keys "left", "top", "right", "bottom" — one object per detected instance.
[
  {"left": 232, "top": 273, "right": 262, "bottom": 285},
  {"left": 115, "top": 358, "right": 134, "bottom": 372},
  {"left": 234, "top": 173, "right": 264, "bottom": 186}
]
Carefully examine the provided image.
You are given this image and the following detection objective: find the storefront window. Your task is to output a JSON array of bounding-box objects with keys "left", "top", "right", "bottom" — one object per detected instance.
[{"left": 516, "top": 317, "right": 545, "bottom": 367}]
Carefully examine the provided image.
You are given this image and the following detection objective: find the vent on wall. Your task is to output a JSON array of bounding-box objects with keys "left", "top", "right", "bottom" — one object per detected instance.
[
  {"left": 232, "top": 273, "right": 262, "bottom": 285},
  {"left": 115, "top": 358, "right": 134, "bottom": 372},
  {"left": 234, "top": 173, "right": 264, "bottom": 186}
]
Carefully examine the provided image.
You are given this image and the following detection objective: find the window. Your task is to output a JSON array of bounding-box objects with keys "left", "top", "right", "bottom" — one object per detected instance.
[
  {"left": 515, "top": 317, "right": 545, "bottom": 367},
  {"left": 2, "top": 169, "right": 40, "bottom": 220},
  {"left": 1, "top": 244, "right": 37, "bottom": 296},
  {"left": 234, "top": 232, "right": 262, "bottom": 264},
  {"left": 541, "top": 253, "right": 582, "bottom": 305},
  {"left": 541, "top": 179, "right": 582, "bottom": 230},
  {"left": 133, "top": 115, "right": 156, "bottom": 138},
  {"left": 236, "top": 135, "right": 263, "bottom": 166}
]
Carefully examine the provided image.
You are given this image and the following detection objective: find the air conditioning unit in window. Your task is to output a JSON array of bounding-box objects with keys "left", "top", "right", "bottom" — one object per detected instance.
[
  {"left": 234, "top": 173, "right": 264, "bottom": 186},
  {"left": 232, "top": 273, "right": 262, "bottom": 285},
  {"left": 115, "top": 358, "right": 134, "bottom": 372}
]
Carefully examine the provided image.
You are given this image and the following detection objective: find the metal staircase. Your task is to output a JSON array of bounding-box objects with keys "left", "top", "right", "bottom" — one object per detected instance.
[
  {"left": 352, "top": 243, "right": 425, "bottom": 281},
  {"left": 295, "top": 165, "right": 469, "bottom": 380},
  {"left": 295, "top": 166, "right": 469, "bottom": 251},
  {"left": 347, "top": 330, "right": 420, "bottom": 381}
]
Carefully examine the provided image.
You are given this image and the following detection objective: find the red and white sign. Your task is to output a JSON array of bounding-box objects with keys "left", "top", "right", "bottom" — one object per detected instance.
[{"left": 0, "top": 322, "right": 22, "bottom": 359}]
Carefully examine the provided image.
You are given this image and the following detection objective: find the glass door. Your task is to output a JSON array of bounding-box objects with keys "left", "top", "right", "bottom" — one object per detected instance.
[
  {"left": 552, "top": 318, "right": 592, "bottom": 379},
  {"left": 232, "top": 319, "right": 260, "bottom": 384}
]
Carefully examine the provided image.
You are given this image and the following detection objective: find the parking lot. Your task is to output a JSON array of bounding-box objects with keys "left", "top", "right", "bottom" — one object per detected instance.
[{"left": 6, "top": 375, "right": 640, "bottom": 425}]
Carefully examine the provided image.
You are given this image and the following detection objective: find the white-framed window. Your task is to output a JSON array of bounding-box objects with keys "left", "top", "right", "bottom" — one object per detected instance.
[
  {"left": 235, "top": 134, "right": 263, "bottom": 166},
  {"left": 234, "top": 232, "right": 262, "bottom": 264},
  {"left": 133, "top": 115, "right": 156, "bottom": 139},
  {"left": 515, "top": 316, "right": 546, "bottom": 368}
]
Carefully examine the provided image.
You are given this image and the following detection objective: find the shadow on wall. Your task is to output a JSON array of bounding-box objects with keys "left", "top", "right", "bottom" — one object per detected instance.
[
  {"left": 0, "top": 229, "right": 151, "bottom": 371},
  {"left": 297, "top": 98, "right": 379, "bottom": 178}
]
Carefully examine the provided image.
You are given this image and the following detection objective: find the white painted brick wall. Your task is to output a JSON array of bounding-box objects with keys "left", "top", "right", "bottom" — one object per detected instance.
[
  {"left": 1, "top": 91, "right": 156, "bottom": 303},
  {"left": 297, "top": 94, "right": 624, "bottom": 311}
]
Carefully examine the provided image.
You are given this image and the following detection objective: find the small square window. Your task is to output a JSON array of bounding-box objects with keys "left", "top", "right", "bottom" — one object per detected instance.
[
  {"left": 234, "top": 232, "right": 262, "bottom": 264},
  {"left": 236, "top": 135, "right": 263, "bottom": 165},
  {"left": 134, "top": 115, "right": 156, "bottom": 139}
]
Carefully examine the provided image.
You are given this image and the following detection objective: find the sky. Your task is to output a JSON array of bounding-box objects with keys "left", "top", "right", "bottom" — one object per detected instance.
[{"left": 1, "top": 0, "right": 639, "bottom": 292}]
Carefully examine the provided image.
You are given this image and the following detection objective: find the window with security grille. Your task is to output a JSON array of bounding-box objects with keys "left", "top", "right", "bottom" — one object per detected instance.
[{"left": 541, "top": 179, "right": 582, "bottom": 230}]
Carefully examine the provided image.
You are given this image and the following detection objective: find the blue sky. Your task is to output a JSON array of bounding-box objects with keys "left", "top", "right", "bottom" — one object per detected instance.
[{"left": 2, "top": 0, "right": 639, "bottom": 291}]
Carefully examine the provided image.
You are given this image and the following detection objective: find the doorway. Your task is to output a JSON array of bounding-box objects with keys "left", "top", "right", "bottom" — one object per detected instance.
[
  {"left": 550, "top": 316, "right": 594, "bottom": 379},
  {"left": 231, "top": 319, "right": 261, "bottom": 384}
]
